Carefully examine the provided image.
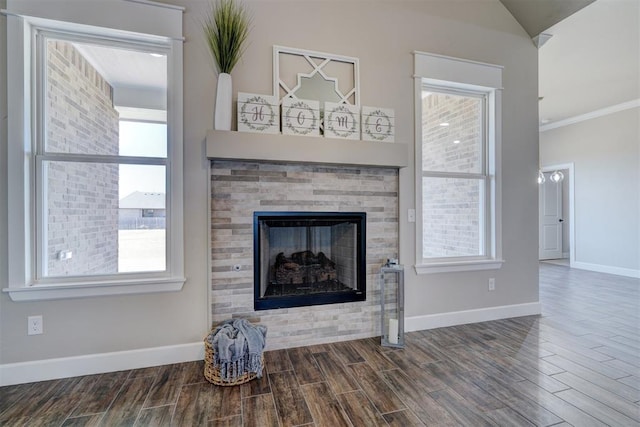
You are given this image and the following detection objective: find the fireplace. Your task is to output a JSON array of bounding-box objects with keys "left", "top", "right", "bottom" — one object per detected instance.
[{"left": 253, "top": 211, "right": 366, "bottom": 310}]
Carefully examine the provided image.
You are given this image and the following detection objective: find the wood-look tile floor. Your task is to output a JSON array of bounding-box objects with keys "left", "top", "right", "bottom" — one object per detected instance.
[{"left": 1, "top": 263, "right": 639, "bottom": 426}]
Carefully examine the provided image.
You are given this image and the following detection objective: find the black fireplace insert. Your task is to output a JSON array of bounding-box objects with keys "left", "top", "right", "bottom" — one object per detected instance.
[{"left": 253, "top": 211, "right": 366, "bottom": 310}]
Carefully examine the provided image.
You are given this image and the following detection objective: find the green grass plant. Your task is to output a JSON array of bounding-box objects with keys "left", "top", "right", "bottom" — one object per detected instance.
[{"left": 203, "top": 0, "right": 251, "bottom": 74}]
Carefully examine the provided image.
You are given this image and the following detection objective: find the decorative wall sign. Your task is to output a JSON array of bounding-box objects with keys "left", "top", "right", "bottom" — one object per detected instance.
[
  {"left": 273, "top": 46, "right": 360, "bottom": 113},
  {"left": 237, "top": 92, "right": 279, "bottom": 134},
  {"left": 282, "top": 98, "right": 320, "bottom": 136},
  {"left": 361, "top": 107, "right": 395, "bottom": 142},
  {"left": 324, "top": 102, "right": 360, "bottom": 140}
]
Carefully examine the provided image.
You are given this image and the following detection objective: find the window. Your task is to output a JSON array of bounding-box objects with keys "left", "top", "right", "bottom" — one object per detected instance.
[
  {"left": 414, "top": 52, "right": 503, "bottom": 273},
  {"left": 5, "top": 0, "right": 184, "bottom": 300}
]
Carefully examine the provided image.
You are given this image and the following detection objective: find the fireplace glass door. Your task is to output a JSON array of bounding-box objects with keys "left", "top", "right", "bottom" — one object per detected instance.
[{"left": 254, "top": 212, "right": 366, "bottom": 310}]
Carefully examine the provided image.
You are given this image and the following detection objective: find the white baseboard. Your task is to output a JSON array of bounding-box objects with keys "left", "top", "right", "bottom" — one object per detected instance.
[
  {"left": 405, "top": 302, "right": 542, "bottom": 332},
  {"left": 571, "top": 261, "right": 640, "bottom": 279},
  {"left": 0, "top": 342, "right": 204, "bottom": 386}
]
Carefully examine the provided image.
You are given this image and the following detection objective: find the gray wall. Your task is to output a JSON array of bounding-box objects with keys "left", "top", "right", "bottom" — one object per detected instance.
[
  {"left": 0, "top": 0, "right": 539, "bottom": 365},
  {"left": 541, "top": 108, "right": 640, "bottom": 272},
  {"left": 0, "top": 0, "right": 7, "bottom": 361}
]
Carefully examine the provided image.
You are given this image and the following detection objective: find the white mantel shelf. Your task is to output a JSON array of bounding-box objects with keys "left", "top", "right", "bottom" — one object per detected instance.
[{"left": 206, "top": 130, "right": 409, "bottom": 168}]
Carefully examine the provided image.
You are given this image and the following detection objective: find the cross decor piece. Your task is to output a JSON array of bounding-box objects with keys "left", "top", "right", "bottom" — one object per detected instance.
[{"left": 273, "top": 45, "right": 359, "bottom": 110}]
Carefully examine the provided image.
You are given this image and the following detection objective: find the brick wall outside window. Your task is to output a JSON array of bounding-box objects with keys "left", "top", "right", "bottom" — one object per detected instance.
[
  {"left": 422, "top": 93, "right": 484, "bottom": 258},
  {"left": 45, "top": 40, "right": 120, "bottom": 276}
]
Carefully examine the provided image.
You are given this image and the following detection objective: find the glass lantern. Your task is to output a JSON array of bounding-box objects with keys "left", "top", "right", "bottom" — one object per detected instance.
[{"left": 380, "top": 261, "right": 405, "bottom": 348}]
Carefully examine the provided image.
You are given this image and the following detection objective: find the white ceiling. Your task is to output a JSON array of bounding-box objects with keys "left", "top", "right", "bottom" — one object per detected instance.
[
  {"left": 74, "top": 42, "right": 167, "bottom": 99},
  {"left": 538, "top": 0, "right": 640, "bottom": 125}
]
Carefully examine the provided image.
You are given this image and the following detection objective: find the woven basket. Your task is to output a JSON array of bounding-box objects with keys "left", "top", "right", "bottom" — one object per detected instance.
[{"left": 203, "top": 337, "right": 263, "bottom": 386}]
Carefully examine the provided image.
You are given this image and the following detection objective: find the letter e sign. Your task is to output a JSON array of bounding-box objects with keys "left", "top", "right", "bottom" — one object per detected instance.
[{"left": 362, "top": 107, "right": 394, "bottom": 142}]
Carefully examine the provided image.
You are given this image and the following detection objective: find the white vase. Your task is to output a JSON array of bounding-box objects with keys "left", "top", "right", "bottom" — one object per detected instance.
[{"left": 214, "top": 72, "right": 232, "bottom": 130}]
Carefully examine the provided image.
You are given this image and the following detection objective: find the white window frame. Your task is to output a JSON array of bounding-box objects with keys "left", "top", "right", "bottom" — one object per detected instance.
[
  {"left": 4, "top": 0, "right": 185, "bottom": 300},
  {"left": 414, "top": 52, "right": 504, "bottom": 274}
]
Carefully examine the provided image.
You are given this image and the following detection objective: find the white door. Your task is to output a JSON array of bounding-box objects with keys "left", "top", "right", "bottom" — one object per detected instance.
[{"left": 539, "top": 173, "right": 563, "bottom": 259}]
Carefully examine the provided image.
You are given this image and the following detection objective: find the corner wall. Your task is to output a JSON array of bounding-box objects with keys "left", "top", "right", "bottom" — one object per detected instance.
[{"left": 541, "top": 107, "right": 640, "bottom": 276}]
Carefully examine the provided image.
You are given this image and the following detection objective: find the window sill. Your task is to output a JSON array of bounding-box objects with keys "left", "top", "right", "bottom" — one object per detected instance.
[
  {"left": 414, "top": 259, "right": 504, "bottom": 274},
  {"left": 2, "top": 277, "right": 186, "bottom": 301}
]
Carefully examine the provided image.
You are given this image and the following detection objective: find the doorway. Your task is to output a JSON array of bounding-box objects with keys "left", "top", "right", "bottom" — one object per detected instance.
[{"left": 539, "top": 163, "right": 575, "bottom": 266}]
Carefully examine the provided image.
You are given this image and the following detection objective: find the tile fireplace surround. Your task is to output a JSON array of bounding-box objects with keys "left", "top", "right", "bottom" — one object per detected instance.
[{"left": 207, "top": 130, "right": 407, "bottom": 350}]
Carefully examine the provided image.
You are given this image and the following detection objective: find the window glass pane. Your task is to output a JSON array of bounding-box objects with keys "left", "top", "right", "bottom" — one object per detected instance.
[
  {"left": 119, "top": 121, "right": 167, "bottom": 158},
  {"left": 118, "top": 163, "right": 166, "bottom": 273},
  {"left": 119, "top": 164, "right": 166, "bottom": 203},
  {"left": 118, "top": 227, "right": 166, "bottom": 273},
  {"left": 422, "top": 177, "right": 485, "bottom": 258},
  {"left": 44, "top": 160, "right": 119, "bottom": 277},
  {"left": 422, "top": 91, "right": 483, "bottom": 174},
  {"left": 43, "top": 161, "right": 166, "bottom": 277},
  {"left": 44, "top": 38, "right": 167, "bottom": 156}
]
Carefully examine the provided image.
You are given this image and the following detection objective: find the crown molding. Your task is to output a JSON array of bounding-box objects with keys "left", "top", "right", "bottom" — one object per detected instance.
[{"left": 540, "top": 99, "right": 640, "bottom": 132}]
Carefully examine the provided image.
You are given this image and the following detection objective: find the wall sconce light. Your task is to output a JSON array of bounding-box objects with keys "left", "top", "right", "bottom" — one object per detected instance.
[
  {"left": 538, "top": 170, "right": 564, "bottom": 184},
  {"left": 550, "top": 170, "right": 564, "bottom": 183}
]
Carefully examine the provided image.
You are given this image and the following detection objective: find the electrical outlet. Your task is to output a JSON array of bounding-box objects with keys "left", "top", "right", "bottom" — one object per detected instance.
[
  {"left": 488, "top": 278, "right": 496, "bottom": 291},
  {"left": 407, "top": 209, "right": 416, "bottom": 223},
  {"left": 28, "top": 315, "right": 43, "bottom": 335}
]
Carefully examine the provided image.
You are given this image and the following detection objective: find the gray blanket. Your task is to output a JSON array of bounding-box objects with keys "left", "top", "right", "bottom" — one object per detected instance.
[{"left": 209, "top": 319, "right": 267, "bottom": 381}]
